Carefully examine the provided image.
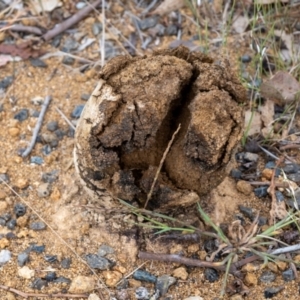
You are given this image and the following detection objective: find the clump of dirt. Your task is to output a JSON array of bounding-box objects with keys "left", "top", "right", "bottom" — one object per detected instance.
[{"left": 74, "top": 46, "right": 246, "bottom": 211}]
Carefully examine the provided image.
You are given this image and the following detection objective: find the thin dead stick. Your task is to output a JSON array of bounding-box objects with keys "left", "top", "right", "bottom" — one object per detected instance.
[
  {"left": 249, "top": 181, "right": 290, "bottom": 188},
  {"left": 0, "top": 179, "right": 110, "bottom": 298},
  {"left": 22, "top": 95, "right": 52, "bottom": 158},
  {"left": 55, "top": 106, "right": 76, "bottom": 130},
  {"left": 280, "top": 144, "right": 300, "bottom": 150},
  {"left": 0, "top": 285, "right": 88, "bottom": 298},
  {"left": 42, "top": 0, "right": 101, "bottom": 41},
  {"left": 0, "top": 24, "right": 43, "bottom": 35},
  {"left": 144, "top": 124, "right": 181, "bottom": 208}
]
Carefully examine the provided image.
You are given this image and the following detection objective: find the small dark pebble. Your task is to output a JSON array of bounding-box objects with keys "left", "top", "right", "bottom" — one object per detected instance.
[
  {"left": 204, "top": 239, "right": 218, "bottom": 254},
  {"left": 71, "top": 104, "right": 85, "bottom": 119},
  {"left": 44, "top": 255, "right": 58, "bottom": 263},
  {"left": 0, "top": 218, "right": 6, "bottom": 226},
  {"left": 47, "top": 121, "right": 59, "bottom": 132},
  {"left": 0, "top": 103, "right": 3, "bottom": 113},
  {"left": 80, "top": 93, "right": 90, "bottom": 101},
  {"left": 41, "top": 144, "right": 52, "bottom": 156},
  {"left": 30, "top": 221, "right": 46, "bottom": 231},
  {"left": 54, "top": 129, "right": 65, "bottom": 140},
  {"left": 260, "top": 271, "right": 276, "bottom": 283},
  {"left": 265, "top": 161, "right": 276, "bottom": 169},
  {"left": 61, "top": 38, "right": 79, "bottom": 53},
  {"left": 98, "top": 244, "right": 114, "bottom": 256},
  {"left": 44, "top": 272, "right": 57, "bottom": 282},
  {"left": 53, "top": 276, "right": 71, "bottom": 284},
  {"left": 155, "top": 275, "right": 176, "bottom": 296},
  {"left": 138, "top": 16, "right": 159, "bottom": 30},
  {"left": 282, "top": 268, "right": 295, "bottom": 282},
  {"left": 0, "top": 76, "right": 14, "bottom": 89},
  {"left": 204, "top": 268, "right": 219, "bottom": 282},
  {"left": 6, "top": 219, "right": 16, "bottom": 230},
  {"left": 18, "top": 252, "right": 29, "bottom": 267},
  {"left": 257, "top": 216, "right": 268, "bottom": 226},
  {"left": 14, "top": 203, "right": 26, "bottom": 217},
  {"left": 31, "top": 110, "right": 40, "bottom": 118},
  {"left": 6, "top": 232, "right": 16, "bottom": 239},
  {"left": 287, "top": 173, "right": 300, "bottom": 183},
  {"left": 31, "top": 278, "right": 47, "bottom": 290},
  {"left": 254, "top": 186, "right": 268, "bottom": 198},
  {"left": 62, "top": 56, "right": 75, "bottom": 65},
  {"left": 150, "top": 23, "right": 166, "bottom": 36},
  {"left": 116, "top": 278, "right": 128, "bottom": 290},
  {"left": 85, "top": 254, "right": 114, "bottom": 270},
  {"left": 30, "top": 58, "right": 48, "bottom": 68},
  {"left": 275, "top": 191, "right": 285, "bottom": 202},
  {"left": 230, "top": 168, "right": 242, "bottom": 179},
  {"left": 239, "top": 205, "right": 253, "bottom": 219},
  {"left": 61, "top": 257, "right": 72, "bottom": 269},
  {"left": 30, "top": 156, "right": 44, "bottom": 165},
  {"left": 283, "top": 163, "right": 299, "bottom": 174},
  {"left": 29, "top": 244, "right": 45, "bottom": 253},
  {"left": 42, "top": 170, "right": 59, "bottom": 183},
  {"left": 264, "top": 286, "right": 283, "bottom": 298},
  {"left": 0, "top": 173, "right": 10, "bottom": 183},
  {"left": 133, "top": 269, "right": 157, "bottom": 283},
  {"left": 51, "top": 35, "right": 62, "bottom": 48},
  {"left": 240, "top": 55, "right": 252, "bottom": 63},
  {"left": 166, "top": 24, "right": 178, "bottom": 36},
  {"left": 1, "top": 213, "right": 11, "bottom": 222},
  {"left": 14, "top": 109, "right": 29, "bottom": 122}
]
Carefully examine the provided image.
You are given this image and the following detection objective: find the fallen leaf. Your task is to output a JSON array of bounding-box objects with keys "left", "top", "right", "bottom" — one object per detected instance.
[
  {"left": 260, "top": 71, "right": 300, "bottom": 105},
  {"left": 0, "top": 41, "right": 46, "bottom": 59},
  {"left": 151, "top": 0, "right": 185, "bottom": 16},
  {"left": 30, "top": 0, "right": 62, "bottom": 14}
]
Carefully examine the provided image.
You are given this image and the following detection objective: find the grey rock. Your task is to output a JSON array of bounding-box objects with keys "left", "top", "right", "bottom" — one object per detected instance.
[
  {"left": 238, "top": 205, "right": 253, "bottom": 219},
  {"left": 18, "top": 251, "right": 29, "bottom": 266},
  {"left": 283, "top": 163, "right": 299, "bottom": 174},
  {"left": 14, "top": 203, "right": 26, "bottom": 217},
  {"left": 230, "top": 168, "right": 242, "bottom": 179},
  {"left": 85, "top": 254, "right": 114, "bottom": 270},
  {"left": 92, "top": 23, "right": 103, "bottom": 36},
  {"left": 30, "top": 58, "right": 47, "bottom": 68},
  {"left": 40, "top": 133, "right": 58, "bottom": 144},
  {"left": 42, "top": 170, "right": 59, "bottom": 183},
  {"left": 61, "top": 38, "right": 79, "bottom": 52},
  {"left": 275, "top": 191, "right": 284, "bottom": 202},
  {"left": 264, "top": 286, "right": 283, "bottom": 298},
  {"left": 135, "top": 287, "right": 150, "bottom": 300},
  {"left": 81, "top": 93, "right": 90, "bottom": 101},
  {"left": 133, "top": 269, "right": 157, "bottom": 283},
  {"left": 14, "top": 109, "right": 29, "bottom": 121},
  {"left": 139, "top": 16, "right": 159, "bottom": 30},
  {"left": 30, "top": 156, "right": 44, "bottom": 165},
  {"left": 30, "top": 221, "right": 47, "bottom": 231},
  {"left": 259, "top": 271, "right": 276, "bottom": 283},
  {"left": 254, "top": 186, "right": 268, "bottom": 198},
  {"left": 166, "top": 24, "right": 178, "bottom": 36},
  {"left": 6, "top": 219, "right": 16, "bottom": 230},
  {"left": 240, "top": 55, "right": 252, "bottom": 63},
  {"left": 0, "top": 250, "right": 11, "bottom": 265},
  {"left": 0, "top": 76, "right": 14, "bottom": 89},
  {"left": 31, "top": 278, "right": 47, "bottom": 290},
  {"left": 155, "top": 274, "right": 176, "bottom": 296},
  {"left": 62, "top": 56, "right": 75, "bottom": 65},
  {"left": 47, "top": 121, "right": 59, "bottom": 132},
  {"left": 41, "top": 145, "right": 52, "bottom": 155},
  {"left": 0, "top": 173, "right": 10, "bottom": 183},
  {"left": 204, "top": 268, "right": 219, "bottom": 282},
  {"left": 244, "top": 152, "right": 259, "bottom": 162},
  {"left": 71, "top": 104, "right": 85, "bottom": 119},
  {"left": 44, "top": 271, "right": 57, "bottom": 282},
  {"left": 44, "top": 255, "right": 57, "bottom": 263},
  {"left": 282, "top": 268, "right": 295, "bottom": 282},
  {"left": 53, "top": 276, "right": 71, "bottom": 284},
  {"left": 29, "top": 244, "right": 45, "bottom": 253},
  {"left": 98, "top": 244, "right": 114, "bottom": 256},
  {"left": 37, "top": 183, "right": 50, "bottom": 198},
  {"left": 61, "top": 257, "right": 72, "bottom": 269}
]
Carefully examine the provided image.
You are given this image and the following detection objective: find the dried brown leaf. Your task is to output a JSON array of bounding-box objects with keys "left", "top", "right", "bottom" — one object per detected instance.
[
  {"left": 151, "top": 0, "right": 185, "bottom": 16},
  {"left": 260, "top": 71, "right": 300, "bottom": 106}
]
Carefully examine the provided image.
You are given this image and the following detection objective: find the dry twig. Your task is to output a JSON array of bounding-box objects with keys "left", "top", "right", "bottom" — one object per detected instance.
[
  {"left": 22, "top": 95, "right": 52, "bottom": 158},
  {"left": 144, "top": 123, "right": 181, "bottom": 208}
]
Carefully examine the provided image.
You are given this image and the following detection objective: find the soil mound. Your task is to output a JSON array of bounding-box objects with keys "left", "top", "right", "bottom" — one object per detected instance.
[{"left": 74, "top": 46, "right": 246, "bottom": 211}]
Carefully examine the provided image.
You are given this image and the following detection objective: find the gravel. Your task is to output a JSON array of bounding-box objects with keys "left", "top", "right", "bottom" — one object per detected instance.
[
  {"left": 133, "top": 269, "right": 157, "bottom": 283},
  {"left": 14, "top": 109, "right": 29, "bottom": 121}
]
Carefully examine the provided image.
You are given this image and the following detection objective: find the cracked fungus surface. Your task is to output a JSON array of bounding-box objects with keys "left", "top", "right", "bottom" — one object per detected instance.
[{"left": 74, "top": 46, "right": 246, "bottom": 211}]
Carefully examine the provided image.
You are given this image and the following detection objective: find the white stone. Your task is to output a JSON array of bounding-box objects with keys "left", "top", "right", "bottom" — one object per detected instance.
[
  {"left": 18, "top": 266, "right": 35, "bottom": 279},
  {"left": 0, "top": 249, "right": 11, "bottom": 265}
]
